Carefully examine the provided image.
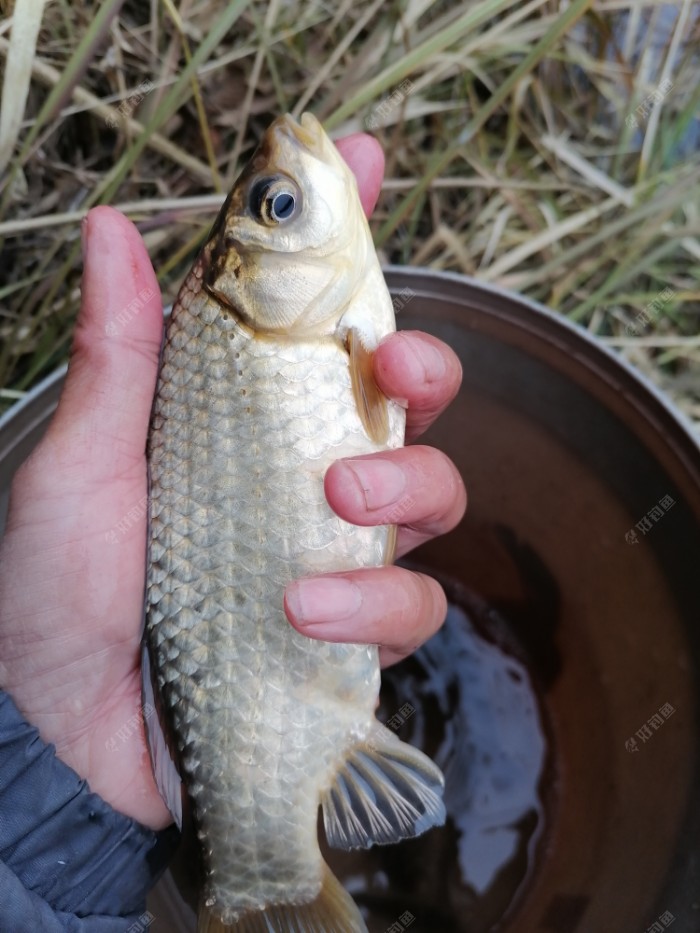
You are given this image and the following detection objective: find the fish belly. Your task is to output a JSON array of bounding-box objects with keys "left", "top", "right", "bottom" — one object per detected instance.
[{"left": 146, "top": 278, "right": 401, "bottom": 918}]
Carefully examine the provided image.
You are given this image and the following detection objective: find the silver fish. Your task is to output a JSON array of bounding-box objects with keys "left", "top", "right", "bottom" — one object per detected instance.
[{"left": 144, "top": 112, "right": 445, "bottom": 933}]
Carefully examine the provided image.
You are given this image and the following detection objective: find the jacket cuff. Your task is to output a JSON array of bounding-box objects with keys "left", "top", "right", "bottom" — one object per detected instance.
[{"left": 0, "top": 691, "right": 179, "bottom": 920}]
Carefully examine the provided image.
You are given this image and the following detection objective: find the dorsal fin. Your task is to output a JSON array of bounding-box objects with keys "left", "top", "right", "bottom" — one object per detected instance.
[{"left": 346, "top": 328, "right": 389, "bottom": 444}]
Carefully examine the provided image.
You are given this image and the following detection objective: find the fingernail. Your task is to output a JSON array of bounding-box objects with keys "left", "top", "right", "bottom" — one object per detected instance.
[
  {"left": 342, "top": 458, "right": 406, "bottom": 510},
  {"left": 401, "top": 334, "right": 446, "bottom": 383},
  {"left": 286, "top": 576, "right": 362, "bottom": 625}
]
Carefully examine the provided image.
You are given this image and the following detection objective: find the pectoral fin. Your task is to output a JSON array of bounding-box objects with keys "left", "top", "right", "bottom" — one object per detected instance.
[
  {"left": 346, "top": 328, "right": 389, "bottom": 445},
  {"left": 384, "top": 523, "right": 398, "bottom": 565},
  {"left": 321, "top": 721, "right": 446, "bottom": 850}
]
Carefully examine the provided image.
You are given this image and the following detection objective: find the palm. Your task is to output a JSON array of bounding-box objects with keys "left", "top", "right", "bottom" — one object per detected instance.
[{"left": 0, "top": 349, "right": 171, "bottom": 828}]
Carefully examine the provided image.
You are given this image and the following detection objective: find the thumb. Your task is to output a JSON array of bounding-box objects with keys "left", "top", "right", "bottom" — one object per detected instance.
[{"left": 44, "top": 206, "right": 163, "bottom": 482}]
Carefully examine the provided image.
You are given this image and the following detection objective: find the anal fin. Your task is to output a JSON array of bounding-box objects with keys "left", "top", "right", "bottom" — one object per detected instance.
[
  {"left": 197, "top": 861, "right": 367, "bottom": 932},
  {"left": 347, "top": 328, "right": 389, "bottom": 445},
  {"left": 321, "top": 721, "right": 446, "bottom": 850}
]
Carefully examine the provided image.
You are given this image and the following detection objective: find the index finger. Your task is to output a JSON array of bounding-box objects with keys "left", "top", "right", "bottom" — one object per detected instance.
[
  {"left": 335, "top": 133, "right": 384, "bottom": 217},
  {"left": 373, "top": 331, "right": 462, "bottom": 442}
]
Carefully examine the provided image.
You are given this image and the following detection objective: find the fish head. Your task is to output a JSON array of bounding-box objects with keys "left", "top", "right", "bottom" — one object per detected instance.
[{"left": 203, "top": 112, "right": 372, "bottom": 336}]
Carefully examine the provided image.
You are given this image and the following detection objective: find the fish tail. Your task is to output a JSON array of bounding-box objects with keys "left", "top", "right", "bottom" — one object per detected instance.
[
  {"left": 321, "top": 720, "right": 446, "bottom": 850},
  {"left": 196, "top": 861, "right": 367, "bottom": 932}
]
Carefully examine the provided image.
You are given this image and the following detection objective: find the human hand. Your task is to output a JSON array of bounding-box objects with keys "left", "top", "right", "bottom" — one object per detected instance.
[{"left": 0, "top": 134, "right": 465, "bottom": 833}]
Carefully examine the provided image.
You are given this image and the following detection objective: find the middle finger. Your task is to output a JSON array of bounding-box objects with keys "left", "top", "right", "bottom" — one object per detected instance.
[{"left": 324, "top": 445, "right": 466, "bottom": 557}]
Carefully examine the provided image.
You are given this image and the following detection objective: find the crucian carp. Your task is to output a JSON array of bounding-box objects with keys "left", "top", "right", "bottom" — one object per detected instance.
[{"left": 144, "top": 112, "right": 445, "bottom": 933}]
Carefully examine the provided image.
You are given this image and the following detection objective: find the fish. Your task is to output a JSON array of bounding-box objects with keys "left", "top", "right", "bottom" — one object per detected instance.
[{"left": 143, "top": 111, "right": 446, "bottom": 933}]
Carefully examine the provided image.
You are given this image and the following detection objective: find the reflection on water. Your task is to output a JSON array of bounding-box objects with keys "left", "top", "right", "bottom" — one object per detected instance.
[{"left": 325, "top": 586, "right": 552, "bottom": 933}]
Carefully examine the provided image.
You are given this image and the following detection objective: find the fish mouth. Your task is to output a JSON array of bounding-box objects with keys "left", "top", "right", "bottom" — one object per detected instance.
[{"left": 271, "top": 112, "right": 323, "bottom": 153}]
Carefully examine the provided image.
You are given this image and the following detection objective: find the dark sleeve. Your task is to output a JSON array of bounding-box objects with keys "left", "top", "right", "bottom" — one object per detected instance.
[{"left": 0, "top": 691, "right": 180, "bottom": 931}]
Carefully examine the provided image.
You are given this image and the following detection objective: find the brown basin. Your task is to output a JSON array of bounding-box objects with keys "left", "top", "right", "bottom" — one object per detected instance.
[{"left": 0, "top": 268, "right": 698, "bottom": 932}]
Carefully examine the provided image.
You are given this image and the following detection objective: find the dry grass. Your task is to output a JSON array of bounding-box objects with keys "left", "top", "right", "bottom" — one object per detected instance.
[{"left": 0, "top": 0, "right": 698, "bottom": 424}]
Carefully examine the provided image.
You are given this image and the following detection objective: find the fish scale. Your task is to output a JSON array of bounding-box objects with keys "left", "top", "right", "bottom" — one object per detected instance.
[
  {"left": 147, "top": 259, "right": 391, "bottom": 919},
  {"left": 144, "top": 112, "right": 444, "bottom": 933}
]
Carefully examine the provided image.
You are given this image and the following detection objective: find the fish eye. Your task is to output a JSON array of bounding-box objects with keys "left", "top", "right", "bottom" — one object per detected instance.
[
  {"left": 272, "top": 192, "right": 295, "bottom": 220},
  {"left": 249, "top": 176, "right": 300, "bottom": 225}
]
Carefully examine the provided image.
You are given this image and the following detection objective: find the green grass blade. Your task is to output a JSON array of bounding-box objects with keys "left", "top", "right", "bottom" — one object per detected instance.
[
  {"left": 324, "top": 0, "right": 516, "bottom": 131},
  {"left": 374, "top": 0, "right": 596, "bottom": 248}
]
